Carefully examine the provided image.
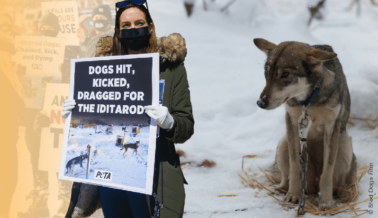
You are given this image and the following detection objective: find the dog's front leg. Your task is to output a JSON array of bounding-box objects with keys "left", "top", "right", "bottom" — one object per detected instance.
[
  {"left": 319, "top": 121, "right": 341, "bottom": 210},
  {"left": 284, "top": 113, "right": 302, "bottom": 203},
  {"left": 80, "top": 161, "right": 85, "bottom": 169}
]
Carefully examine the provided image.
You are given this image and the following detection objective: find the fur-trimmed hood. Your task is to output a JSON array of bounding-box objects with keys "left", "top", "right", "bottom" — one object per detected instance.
[
  {"left": 157, "top": 33, "right": 187, "bottom": 64},
  {"left": 95, "top": 33, "right": 187, "bottom": 63}
]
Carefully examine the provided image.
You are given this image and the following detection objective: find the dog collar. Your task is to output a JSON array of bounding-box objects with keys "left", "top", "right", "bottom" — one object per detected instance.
[{"left": 300, "top": 79, "right": 323, "bottom": 107}]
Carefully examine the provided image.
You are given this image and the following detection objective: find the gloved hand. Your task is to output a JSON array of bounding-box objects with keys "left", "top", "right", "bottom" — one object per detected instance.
[
  {"left": 144, "top": 105, "right": 175, "bottom": 130},
  {"left": 62, "top": 99, "right": 76, "bottom": 119}
]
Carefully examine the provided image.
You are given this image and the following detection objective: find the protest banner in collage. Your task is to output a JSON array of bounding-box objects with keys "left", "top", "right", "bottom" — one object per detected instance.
[
  {"left": 39, "top": 83, "right": 69, "bottom": 172},
  {"left": 59, "top": 53, "right": 159, "bottom": 195},
  {"left": 38, "top": 83, "right": 69, "bottom": 216},
  {"left": 12, "top": 36, "right": 65, "bottom": 109},
  {"left": 41, "top": 1, "right": 79, "bottom": 46}
]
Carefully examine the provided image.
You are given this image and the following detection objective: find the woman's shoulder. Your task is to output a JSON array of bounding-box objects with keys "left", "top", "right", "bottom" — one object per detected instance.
[
  {"left": 158, "top": 33, "right": 187, "bottom": 65},
  {"left": 87, "top": 31, "right": 114, "bottom": 57},
  {"left": 95, "top": 35, "right": 113, "bottom": 57}
]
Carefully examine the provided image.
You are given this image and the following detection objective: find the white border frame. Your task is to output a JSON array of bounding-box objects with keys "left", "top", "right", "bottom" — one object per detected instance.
[{"left": 58, "top": 53, "right": 159, "bottom": 195}]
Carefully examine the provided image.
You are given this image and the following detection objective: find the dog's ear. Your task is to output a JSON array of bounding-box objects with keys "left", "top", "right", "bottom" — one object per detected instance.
[
  {"left": 306, "top": 49, "right": 337, "bottom": 74},
  {"left": 253, "top": 38, "right": 276, "bottom": 55},
  {"left": 307, "top": 49, "right": 337, "bottom": 61}
]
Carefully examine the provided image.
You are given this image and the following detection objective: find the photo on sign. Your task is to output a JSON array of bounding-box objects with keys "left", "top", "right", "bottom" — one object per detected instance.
[{"left": 58, "top": 53, "right": 159, "bottom": 195}]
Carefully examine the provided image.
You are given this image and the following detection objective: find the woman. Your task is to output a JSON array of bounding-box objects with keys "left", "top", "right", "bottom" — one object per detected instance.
[{"left": 62, "top": 2, "right": 194, "bottom": 218}]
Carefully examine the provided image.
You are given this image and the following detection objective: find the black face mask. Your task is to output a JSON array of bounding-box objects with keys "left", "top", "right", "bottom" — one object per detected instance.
[
  {"left": 40, "top": 30, "right": 58, "bottom": 37},
  {"left": 93, "top": 19, "right": 110, "bottom": 32},
  {"left": 120, "top": 26, "right": 151, "bottom": 51}
]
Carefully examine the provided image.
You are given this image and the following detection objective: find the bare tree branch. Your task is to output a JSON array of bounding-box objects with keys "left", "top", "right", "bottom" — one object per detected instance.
[
  {"left": 203, "top": 0, "right": 208, "bottom": 11},
  {"left": 220, "top": 0, "right": 237, "bottom": 12},
  {"left": 308, "top": 0, "right": 326, "bottom": 26},
  {"left": 184, "top": 2, "right": 194, "bottom": 17},
  {"left": 346, "top": 0, "right": 377, "bottom": 17},
  {"left": 346, "top": 0, "right": 358, "bottom": 11}
]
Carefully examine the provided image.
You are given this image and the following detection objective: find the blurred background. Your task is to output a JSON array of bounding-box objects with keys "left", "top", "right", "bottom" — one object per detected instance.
[{"left": 0, "top": 0, "right": 378, "bottom": 217}]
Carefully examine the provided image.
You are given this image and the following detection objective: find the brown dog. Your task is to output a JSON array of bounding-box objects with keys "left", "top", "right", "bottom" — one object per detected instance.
[{"left": 254, "top": 38, "right": 357, "bottom": 210}]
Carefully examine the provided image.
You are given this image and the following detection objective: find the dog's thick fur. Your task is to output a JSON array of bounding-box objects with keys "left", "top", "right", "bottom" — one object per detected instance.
[
  {"left": 254, "top": 38, "right": 357, "bottom": 210},
  {"left": 66, "top": 154, "right": 88, "bottom": 175},
  {"left": 120, "top": 140, "right": 140, "bottom": 156}
]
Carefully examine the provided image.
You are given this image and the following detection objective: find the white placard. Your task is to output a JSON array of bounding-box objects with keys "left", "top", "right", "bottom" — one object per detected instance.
[
  {"left": 58, "top": 53, "right": 159, "bottom": 195},
  {"left": 38, "top": 83, "right": 69, "bottom": 172}
]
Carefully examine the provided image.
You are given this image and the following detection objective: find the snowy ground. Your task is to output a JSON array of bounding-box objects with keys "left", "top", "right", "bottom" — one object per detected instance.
[
  {"left": 143, "top": 0, "right": 378, "bottom": 217},
  {"left": 65, "top": 125, "right": 149, "bottom": 189}
]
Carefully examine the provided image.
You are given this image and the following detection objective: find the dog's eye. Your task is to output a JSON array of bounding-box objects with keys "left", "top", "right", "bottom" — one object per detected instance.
[{"left": 281, "top": 72, "right": 289, "bottom": 78}]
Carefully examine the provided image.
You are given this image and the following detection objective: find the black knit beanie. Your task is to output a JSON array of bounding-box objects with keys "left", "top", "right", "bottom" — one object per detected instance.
[
  {"left": 92, "top": 5, "right": 112, "bottom": 21},
  {"left": 38, "top": 12, "right": 60, "bottom": 33}
]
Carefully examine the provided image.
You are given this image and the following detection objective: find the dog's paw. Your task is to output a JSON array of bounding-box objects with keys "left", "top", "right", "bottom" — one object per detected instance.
[
  {"left": 319, "top": 197, "right": 335, "bottom": 211},
  {"left": 284, "top": 193, "right": 299, "bottom": 203},
  {"left": 319, "top": 202, "right": 335, "bottom": 211},
  {"left": 274, "top": 184, "right": 288, "bottom": 193},
  {"left": 336, "top": 189, "right": 353, "bottom": 203}
]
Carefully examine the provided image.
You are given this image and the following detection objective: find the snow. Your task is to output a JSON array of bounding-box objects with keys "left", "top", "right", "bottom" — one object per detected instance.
[
  {"left": 144, "top": 0, "right": 378, "bottom": 217},
  {"left": 64, "top": 125, "right": 150, "bottom": 189}
]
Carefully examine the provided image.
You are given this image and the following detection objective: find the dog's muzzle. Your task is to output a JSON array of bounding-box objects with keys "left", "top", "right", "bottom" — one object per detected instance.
[{"left": 257, "top": 98, "right": 268, "bottom": 109}]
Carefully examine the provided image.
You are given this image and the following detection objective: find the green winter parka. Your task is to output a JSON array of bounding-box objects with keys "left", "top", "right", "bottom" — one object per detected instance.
[{"left": 65, "top": 33, "right": 194, "bottom": 218}]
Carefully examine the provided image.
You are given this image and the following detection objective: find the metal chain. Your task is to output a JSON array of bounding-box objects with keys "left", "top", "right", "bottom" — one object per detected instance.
[
  {"left": 297, "top": 141, "right": 308, "bottom": 216},
  {"left": 297, "top": 105, "right": 312, "bottom": 216}
]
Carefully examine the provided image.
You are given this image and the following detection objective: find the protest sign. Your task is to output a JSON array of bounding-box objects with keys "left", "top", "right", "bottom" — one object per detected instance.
[
  {"left": 41, "top": 1, "right": 79, "bottom": 46},
  {"left": 58, "top": 53, "right": 159, "bottom": 195},
  {"left": 38, "top": 83, "right": 69, "bottom": 172},
  {"left": 12, "top": 36, "right": 65, "bottom": 109},
  {"left": 37, "top": 83, "right": 69, "bottom": 216}
]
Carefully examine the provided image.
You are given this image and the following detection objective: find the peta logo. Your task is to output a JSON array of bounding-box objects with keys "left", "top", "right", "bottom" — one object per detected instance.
[{"left": 94, "top": 170, "right": 113, "bottom": 181}]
